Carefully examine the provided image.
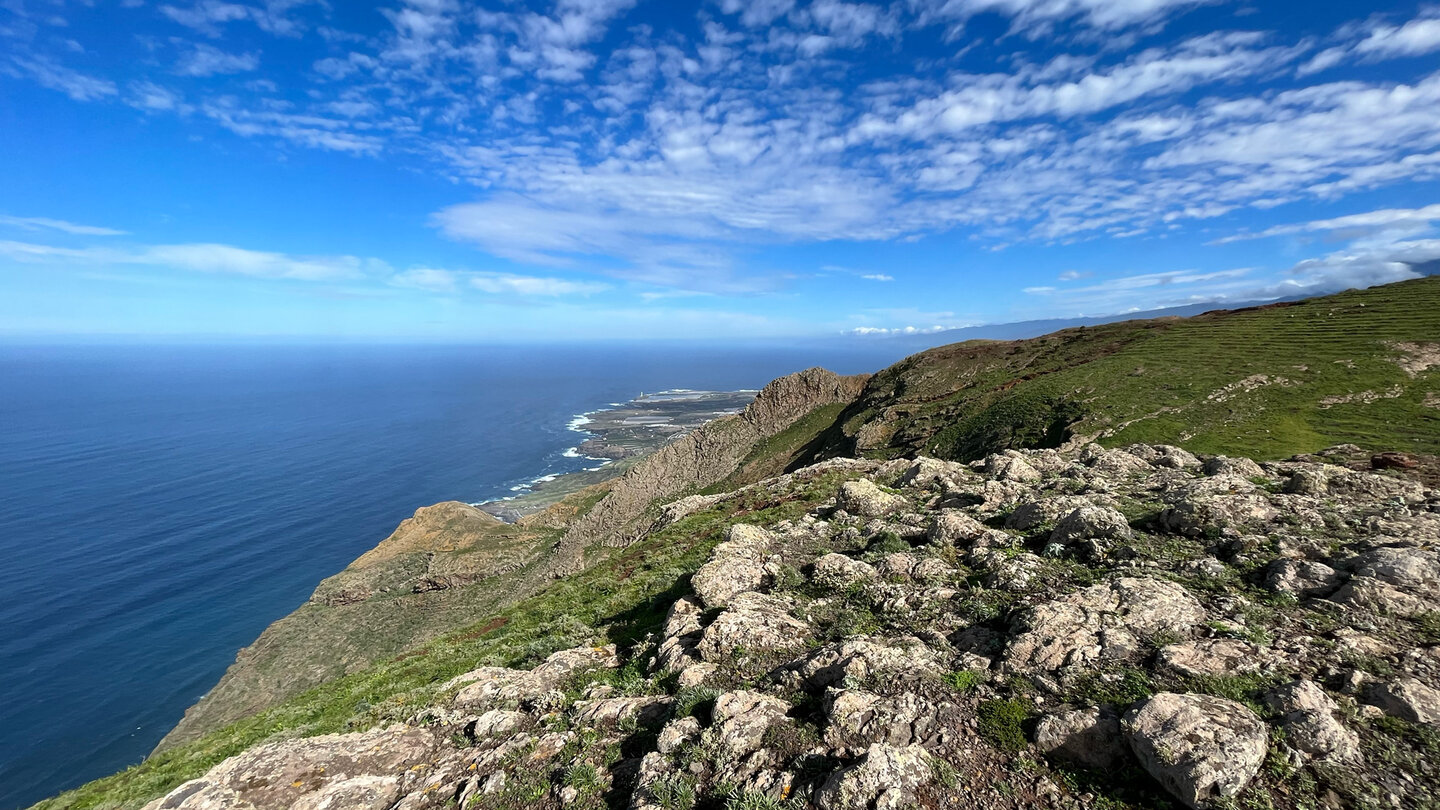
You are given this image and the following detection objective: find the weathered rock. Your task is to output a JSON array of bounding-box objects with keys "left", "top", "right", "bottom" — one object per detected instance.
[
  {"left": 697, "top": 592, "right": 811, "bottom": 664},
  {"left": 1265, "top": 559, "right": 1342, "bottom": 597},
  {"left": 1366, "top": 676, "right": 1440, "bottom": 724},
  {"left": 657, "top": 716, "right": 702, "bottom": 755},
  {"left": 1006, "top": 578, "right": 1206, "bottom": 673},
  {"left": 824, "top": 689, "right": 956, "bottom": 753},
  {"left": 711, "top": 690, "right": 793, "bottom": 756},
  {"left": 1203, "top": 456, "right": 1266, "bottom": 479},
  {"left": 790, "top": 636, "right": 940, "bottom": 690},
  {"left": 691, "top": 524, "right": 774, "bottom": 609},
  {"left": 142, "top": 725, "right": 436, "bottom": 810},
  {"left": 1124, "top": 693, "right": 1268, "bottom": 809},
  {"left": 984, "top": 452, "right": 1043, "bottom": 484},
  {"left": 471, "top": 709, "right": 527, "bottom": 739},
  {"left": 1050, "top": 505, "right": 1133, "bottom": 560},
  {"left": 812, "top": 553, "right": 880, "bottom": 590},
  {"left": 1160, "top": 476, "right": 1278, "bottom": 537},
  {"left": 814, "top": 743, "right": 932, "bottom": 810},
  {"left": 451, "top": 645, "right": 618, "bottom": 710},
  {"left": 837, "top": 479, "right": 908, "bottom": 518},
  {"left": 1263, "top": 680, "right": 1362, "bottom": 764},
  {"left": 927, "top": 509, "right": 987, "bottom": 546},
  {"left": 1158, "top": 639, "right": 1271, "bottom": 679},
  {"left": 902, "top": 457, "right": 973, "bottom": 489},
  {"left": 1154, "top": 446, "right": 1203, "bottom": 470},
  {"left": 572, "top": 695, "right": 672, "bottom": 727},
  {"left": 1035, "top": 706, "right": 1128, "bottom": 771}
]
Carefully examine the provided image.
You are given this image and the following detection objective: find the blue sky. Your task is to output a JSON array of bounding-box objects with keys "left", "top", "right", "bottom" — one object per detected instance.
[{"left": 1, "top": 0, "right": 1438, "bottom": 341}]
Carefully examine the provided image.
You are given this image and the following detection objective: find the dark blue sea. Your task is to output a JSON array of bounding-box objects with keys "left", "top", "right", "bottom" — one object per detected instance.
[{"left": 0, "top": 342, "right": 906, "bottom": 810}]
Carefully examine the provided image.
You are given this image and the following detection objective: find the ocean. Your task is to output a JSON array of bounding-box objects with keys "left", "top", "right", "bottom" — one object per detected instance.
[{"left": 0, "top": 342, "right": 904, "bottom": 810}]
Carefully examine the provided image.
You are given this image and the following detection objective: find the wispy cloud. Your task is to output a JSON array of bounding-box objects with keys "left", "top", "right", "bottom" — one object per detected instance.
[
  {"left": 175, "top": 44, "right": 260, "bottom": 76},
  {"left": 470, "top": 272, "right": 610, "bottom": 296},
  {"left": 0, "top": 215, "right": 128, "bottom": 236}
]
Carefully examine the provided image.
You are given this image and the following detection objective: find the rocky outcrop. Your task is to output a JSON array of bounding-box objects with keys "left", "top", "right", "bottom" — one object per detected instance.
[{"left": 124, "top": 442, "right": 1440, "bottom": 810}]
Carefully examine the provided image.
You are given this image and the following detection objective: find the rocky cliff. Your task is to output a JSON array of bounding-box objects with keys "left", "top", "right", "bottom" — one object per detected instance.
[
  {"left": 154, "top": 368, "right": 868, "bottom": 752},
  {"left": 129, "top": 444, "right": 1440, "bottom": 810}
]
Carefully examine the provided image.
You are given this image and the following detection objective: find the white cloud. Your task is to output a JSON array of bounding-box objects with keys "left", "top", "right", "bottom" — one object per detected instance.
[
  {"left": 1299, "top": 9, "right": 1440, "bottom": 74},
  {"left": 0, "top": 238, "right": 379, "bottom": 280},
  {"left": 389, "top": 266, "right": 460, "bottom": 292},
  {"left": 0, "top": 215, "right": 127, "bottom": 236},
  {"left": 1215, "top": 203, "right": 1440, "bottom": 243},
  {"left": 849, "top": 324, "right": 948, "bottom": 335},
  {"left": 3, "top": 56, "right": 117, "bottom": 101},
  {"left": 911, "top": 0, "right": 1221, "bottom": 36},
  {"left": 175, "top": 44, "right": 260, "bottom": 76},
  {"left": 861, "top": 273, "right": 894, "bottom": 281},
  {"left": 470, "top": 272, "right": 609, "bottom": 296}
]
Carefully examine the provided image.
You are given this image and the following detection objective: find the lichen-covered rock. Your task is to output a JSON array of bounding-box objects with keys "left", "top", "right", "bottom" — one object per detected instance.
[
  {"left": 572, "top": 695, "right": 672, "bottom": 727},
  {"left": 1006, "top": 578, "right": 1206, "bottom": 673},
  {"left": 697, "top": 591, "right": 811, "bottom": 664},
  {"left": 812, "top": 553, "right": 879, "bottom": 590},
  {"left": 984, "top": 452, "right": 1043, "bottom": 484},
  {"left": 1125, "top": 693, "right": 1268, "bottom": 809},
  {"left": 451, "top": 645, "right": 618, "bottom": 710},
  {"left": 1263, "top": 680, "right": 1362, "bottom": 764},
  {"left": 1035, "top": 706, "right": 1127, "bottom": 770},
  {"left": 813, "top": 743, "right": 933, "bottom": 810},
  {"left": 1265, "top": 559, "right": 1342, "bottom": 597},
  {"left": 1330, "top": 547, "right": 1440, "bottom": 617},
  {"left": 1158, "top": 639, "right": 1271, "bottom": 679},
  {"left": 691, "top": 523, "right": 774, "bottom": 608},
  {"left": 1367, "top": 676, "right": 1440, "bottom": 724},
  {"left": 141, "top": 725, "right": 437, "bottom": 810},
  {"left": 824, "top": 689, "right": 957, "bottom": 754},
  {"left": 1050, "top": 505, "right": 1133, "bottom": 560},
  {"left": 837, "top": 479, "right": 908, "bottom": 517},
  {"left": 927, "top": 509, "right": 987, "bottom": 546},
  {"left": 1160, "top": 476, "right": 1279, "bottom": 537},
  {"left": 711, "top": 690, "right": 793, "bottom": 757},
  {"left": 788, "top": 636, "right": 940, "bottom": 689},
  {"left": 1203, "top": 456, "right": 1266, "bottom": 478},
  {"left": 901, "top": 456, "right": 973, "bottom": 489}
]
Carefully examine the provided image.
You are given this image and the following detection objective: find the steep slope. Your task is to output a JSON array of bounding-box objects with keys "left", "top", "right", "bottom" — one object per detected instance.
[
  {"left": 153, "top": 368, "right": 869, "bottom": 751},
  {"left": 817, "top": 276, "right": 1440, "bottom": 464},
  {"left": 41, "top": 444, "right": 1440, "bottom": 810}
]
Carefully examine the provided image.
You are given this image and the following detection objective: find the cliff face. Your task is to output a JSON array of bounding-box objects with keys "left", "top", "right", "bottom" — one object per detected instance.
[
  {"left": 154, "top": 367, "right": 869, "bottom": 751},
  {"left": 155, "top": 501, "right": 557, "bottom": 751}
]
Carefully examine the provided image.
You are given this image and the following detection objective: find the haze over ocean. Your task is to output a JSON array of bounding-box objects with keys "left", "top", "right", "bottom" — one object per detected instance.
[{"left": 0, "top": 343, "right": 900, "bottom": 810}]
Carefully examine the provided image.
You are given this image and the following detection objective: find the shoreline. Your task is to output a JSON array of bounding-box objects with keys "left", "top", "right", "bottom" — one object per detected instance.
[{"left": 475, "top": 388, "right": 757, "bottom": 522}]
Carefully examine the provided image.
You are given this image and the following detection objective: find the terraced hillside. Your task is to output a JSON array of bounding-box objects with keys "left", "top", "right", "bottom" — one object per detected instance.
[{"left": 813, "top": 276, "right": 1440, "bottom": 465}]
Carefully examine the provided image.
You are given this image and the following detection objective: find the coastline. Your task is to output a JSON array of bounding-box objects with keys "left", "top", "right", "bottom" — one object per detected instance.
[{"left": 476, "top": 388, "right": 758, "bottom": 522}]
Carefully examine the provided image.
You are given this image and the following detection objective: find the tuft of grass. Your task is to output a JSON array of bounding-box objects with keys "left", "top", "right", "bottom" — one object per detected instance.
[
  {"left": 943, "top": 670, "right": 985, "bottom": 692},
  {"left": 976, "top": 699, "right": 1032, "bottom": 753}
]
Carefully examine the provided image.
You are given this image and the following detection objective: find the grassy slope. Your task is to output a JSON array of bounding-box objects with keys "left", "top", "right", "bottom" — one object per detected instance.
[
  {"left": 827, "top": 277, "right": 1440, "bottom": 462},
  {"left": 32, "top": 471, "right": 856, "bottom": 810}
]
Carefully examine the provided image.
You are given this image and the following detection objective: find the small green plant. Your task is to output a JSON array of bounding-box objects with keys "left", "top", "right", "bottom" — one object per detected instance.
[
  {"left": 976, "top": 699, "right": 1032, "bottom": 753},
  {"left": 648, "top": 774, "right": 697, "bottom": 810},
  {"left": 944, "top": 670, "right": 984, "bottom": 692},
  {"left": 563, "top": 763, "right": 601, "bottom": 793},
  {"left": 1069, "top": 667, "right": 1154, "bottom": 707},
  {"left": 930, "top": 755, "right": 961, "bottom": 790},
  {"left": 672, "top": 686, "right": 720, "bottom": 720},
  {"left": 725, "top": 790, "right": 786, "bottom": 810},
  {"left": 867, "top": 530, "right": 910, "bottom": 555}
]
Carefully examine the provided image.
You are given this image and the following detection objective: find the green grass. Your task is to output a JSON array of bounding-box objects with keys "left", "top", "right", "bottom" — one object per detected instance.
[
  {"left": 32, "top": 472, "right": 855, "bottom": 810},
  {"left": 818, "top": 277, "right": 1440, "bottom": 462},
  {"left": 976, "top": 699, "right": 1032, "bottom": 753}
]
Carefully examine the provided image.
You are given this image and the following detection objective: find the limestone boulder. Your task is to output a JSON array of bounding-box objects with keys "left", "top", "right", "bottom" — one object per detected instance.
[{"left": 1124, "top": 693, "right": 1268, "bottom": 810}]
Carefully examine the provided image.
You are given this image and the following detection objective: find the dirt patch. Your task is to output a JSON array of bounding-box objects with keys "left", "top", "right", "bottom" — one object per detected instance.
[
  {"left": 1389, "top": 342, "right": 1440, "bottom": 377},
  {"left": 1319, "top": 386, "right": 1404, "bottom": 409},
  {"left": 456, "top": 615, "right": 511, "bottom": 641}
]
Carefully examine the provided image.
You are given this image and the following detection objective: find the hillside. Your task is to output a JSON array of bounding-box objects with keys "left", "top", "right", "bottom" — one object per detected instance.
[
  {"left": 30, "top": 278, "right": 1440, "bottom": 810},
  {"left": 812, "top": 276, "right": 1440, "bottom": 466}
]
